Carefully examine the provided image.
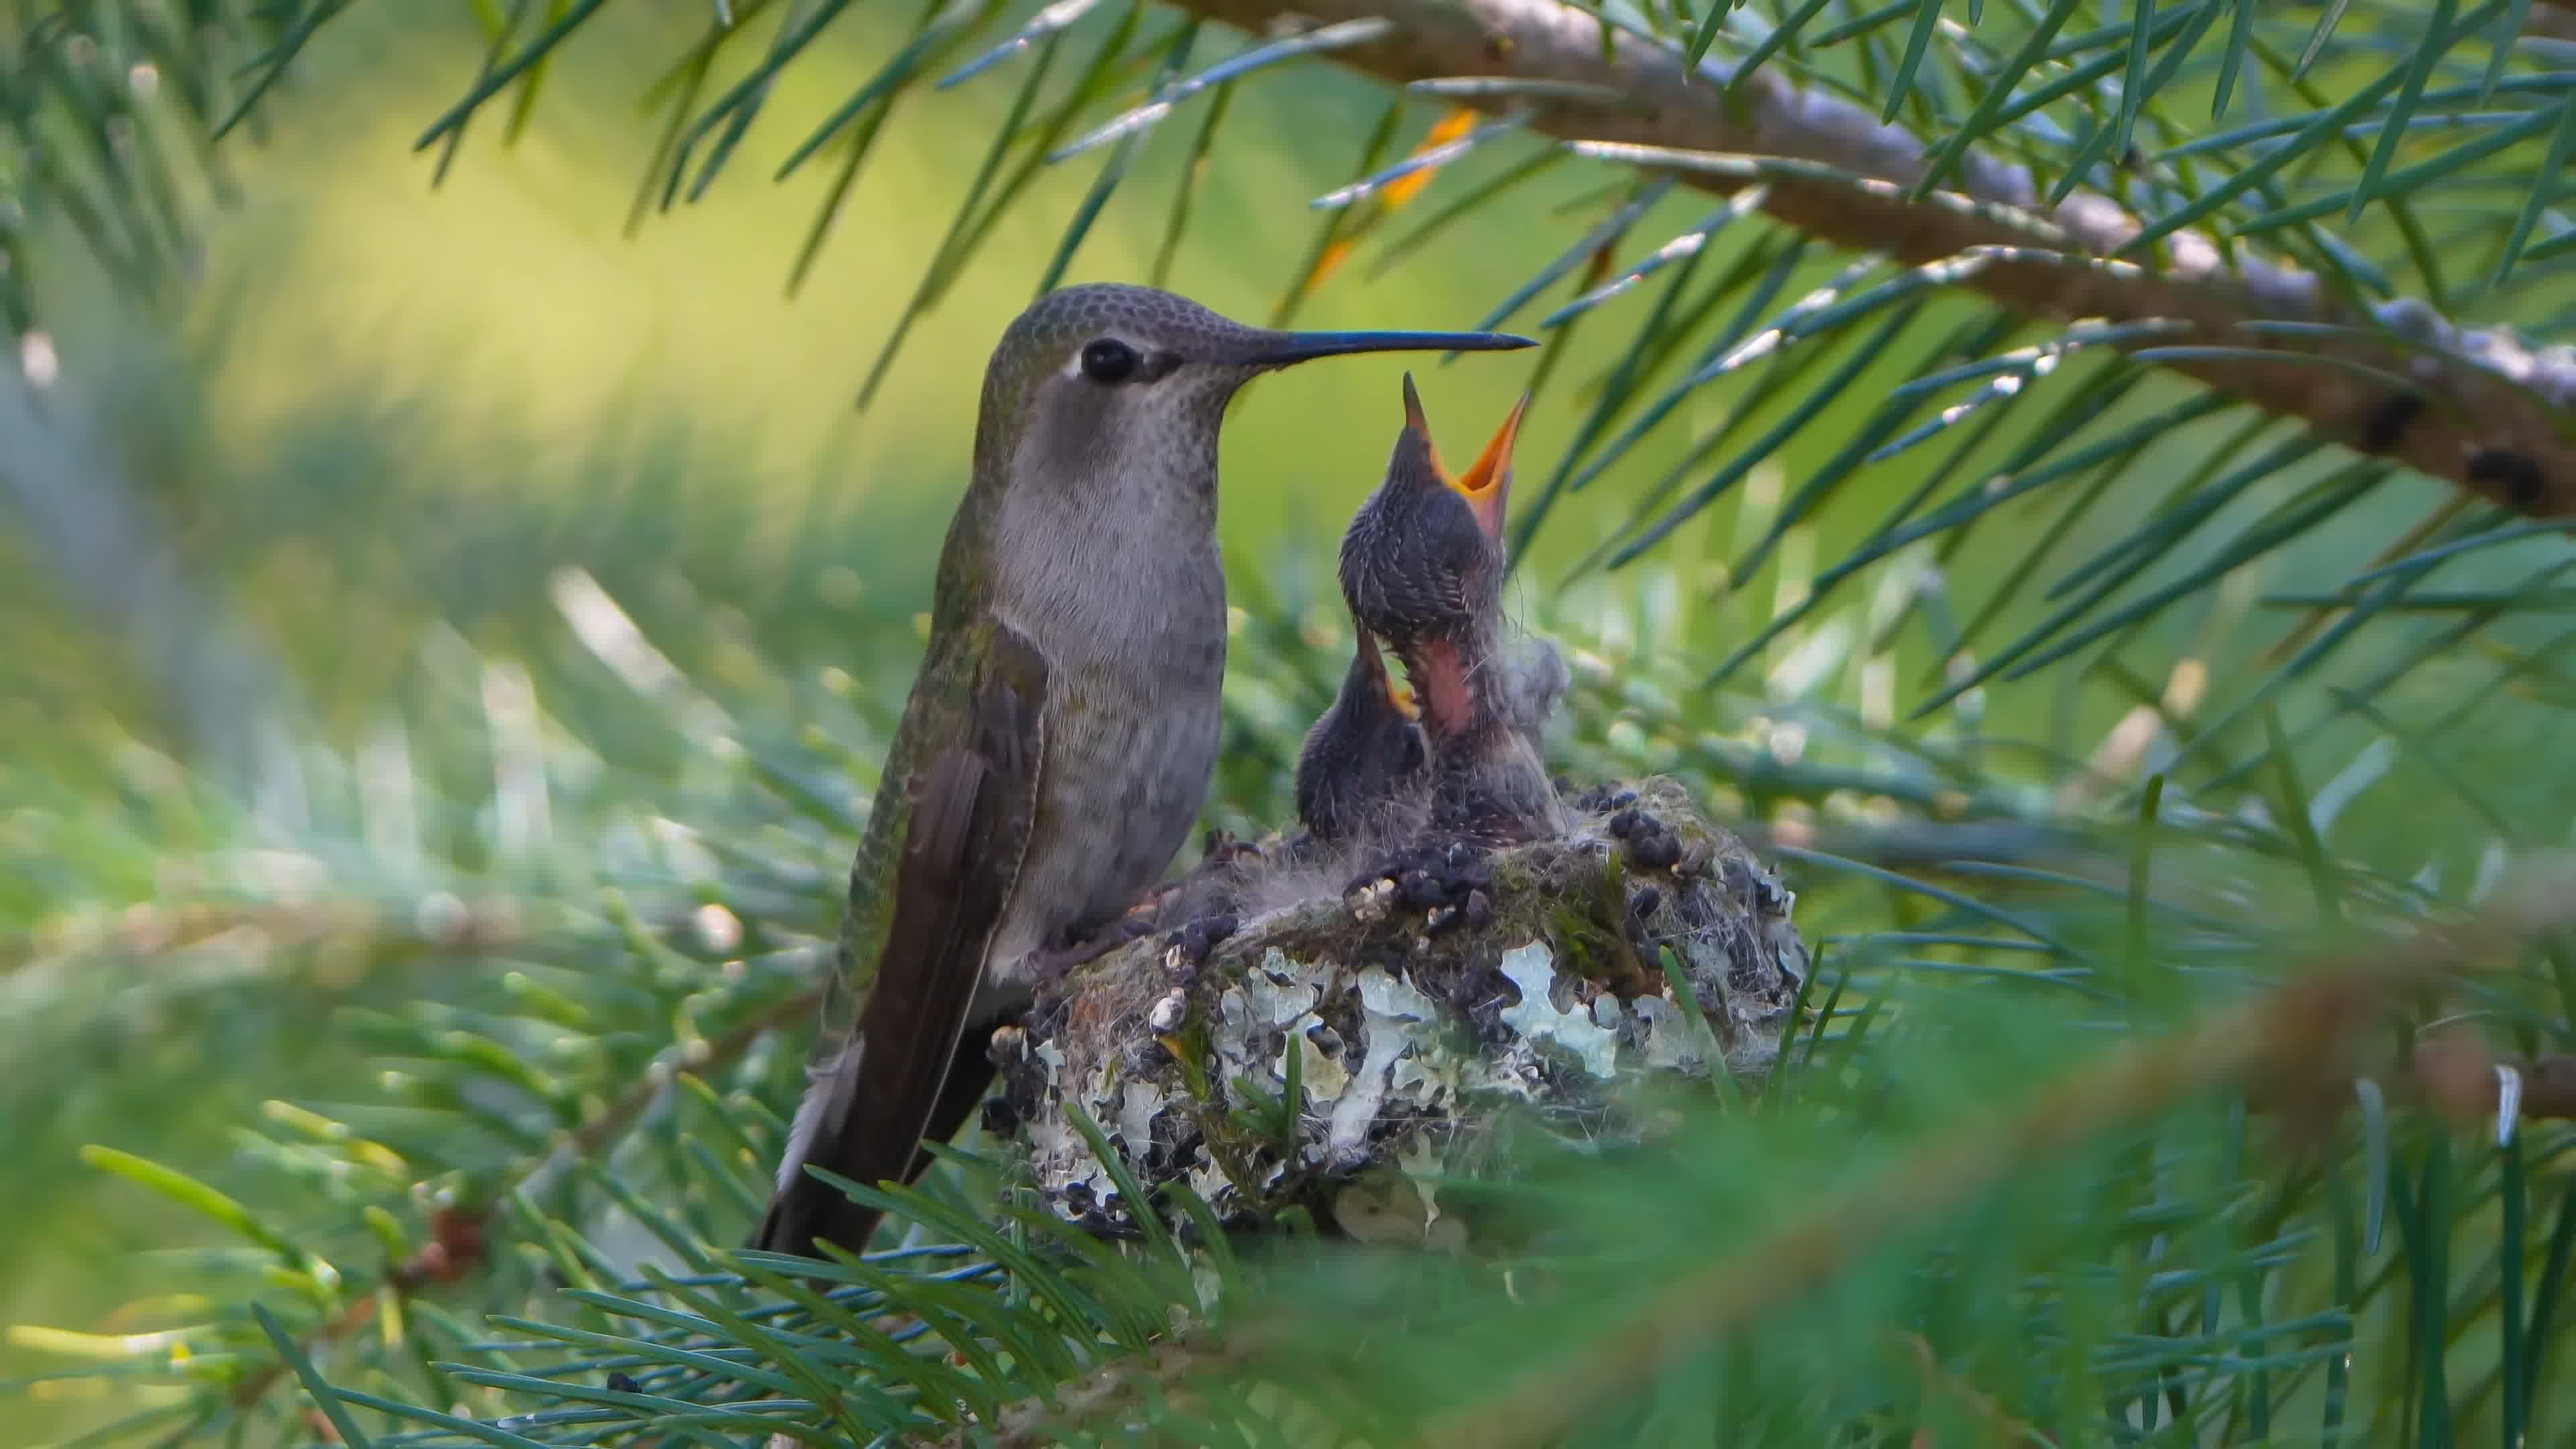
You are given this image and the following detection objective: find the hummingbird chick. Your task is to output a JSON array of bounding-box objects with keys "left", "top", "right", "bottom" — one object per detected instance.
[
  {"left": 1340, "top": 376, "right": 1564, "bottom": 848},
  {"left": 750, "top": 285, "right": 1534, "bottom": 1263},
  {"left": 1293, "top": 625, "right": 1430, "bottom": 847}
]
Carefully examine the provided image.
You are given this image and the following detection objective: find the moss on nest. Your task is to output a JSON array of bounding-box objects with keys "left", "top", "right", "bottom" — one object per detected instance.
[{"left": 981, "top": 776, "right": 1809, "bottom": 1246}]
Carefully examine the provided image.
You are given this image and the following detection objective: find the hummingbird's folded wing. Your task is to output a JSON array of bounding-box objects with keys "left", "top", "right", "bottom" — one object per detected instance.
[{"left": 751, "top": 621, "right": 1047, "bottom": 1261}]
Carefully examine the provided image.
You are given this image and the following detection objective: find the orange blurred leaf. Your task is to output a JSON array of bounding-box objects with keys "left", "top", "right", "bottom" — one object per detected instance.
[{"left": 1308, "top": 105, "right": 1481, "bottom": 289}]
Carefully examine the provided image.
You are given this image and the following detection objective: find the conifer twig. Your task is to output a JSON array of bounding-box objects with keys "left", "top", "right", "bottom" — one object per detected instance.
[{"left": 2411, "top": 1036, "right": 2576, "bottom": 1126}]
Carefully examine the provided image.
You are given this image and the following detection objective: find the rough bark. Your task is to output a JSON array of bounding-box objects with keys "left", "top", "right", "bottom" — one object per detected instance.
[{"left": 986, "top": 776, "right": 1810, "bottom": 1244}]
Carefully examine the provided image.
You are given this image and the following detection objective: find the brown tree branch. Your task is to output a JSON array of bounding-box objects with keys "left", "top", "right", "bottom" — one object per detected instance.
[{"left": 1175, "top": 0, "right": 2576, "bottom": 514}]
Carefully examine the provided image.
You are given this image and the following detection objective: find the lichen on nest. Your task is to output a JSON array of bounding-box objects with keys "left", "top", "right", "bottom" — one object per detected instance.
[{"left": 980, "top": 776, "right": 1810, "bottom": 1247}]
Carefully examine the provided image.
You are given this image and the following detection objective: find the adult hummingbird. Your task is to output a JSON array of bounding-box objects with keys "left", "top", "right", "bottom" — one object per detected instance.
[
  {"left": 1293, "top": 625, "right": 1430, "bottom": 848},
  {"left": 752, "top": 284, "right": 1534, "bottom": 1260},
  {"left": 1340, "top": 376, "right": 1563, "bottom": 847}
]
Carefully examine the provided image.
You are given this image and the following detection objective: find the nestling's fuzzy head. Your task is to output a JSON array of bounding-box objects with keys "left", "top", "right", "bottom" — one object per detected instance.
[
  {"left": 1337, "top": 374, "right": 1530, "bottom": 735},
  {"left": 1294, "top": 627, "right": 1430, "bottom": 846}
]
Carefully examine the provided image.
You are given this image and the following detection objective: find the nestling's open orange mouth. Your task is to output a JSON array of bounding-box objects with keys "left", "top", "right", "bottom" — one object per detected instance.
[{"left": 1446, "top": 392, "right": 1528, "bottom": 543}]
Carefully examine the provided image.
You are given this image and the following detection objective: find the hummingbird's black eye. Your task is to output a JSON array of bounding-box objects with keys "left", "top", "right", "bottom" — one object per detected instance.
[{"left": 1079, "top": 338, "right": 1142, "bottom": 384}]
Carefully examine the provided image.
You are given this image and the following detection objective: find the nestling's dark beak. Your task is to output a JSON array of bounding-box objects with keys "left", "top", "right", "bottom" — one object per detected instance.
[
  {"left": 1235, "top": 327, "right": 1535, "bottom": 370},
  {"left": 1401, "top": 372, "right": 1436, "bottom": 445}
]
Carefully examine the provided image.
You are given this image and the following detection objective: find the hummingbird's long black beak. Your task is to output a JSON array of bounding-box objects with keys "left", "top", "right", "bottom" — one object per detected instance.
[{"left": 1237, "top": 327, "right": 1535, "bottom": 370}]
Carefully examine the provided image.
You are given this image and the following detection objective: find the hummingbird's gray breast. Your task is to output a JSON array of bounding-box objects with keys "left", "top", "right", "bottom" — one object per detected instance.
[{"left": 981, "top": 509, "right": 1228, "bottom": 999}]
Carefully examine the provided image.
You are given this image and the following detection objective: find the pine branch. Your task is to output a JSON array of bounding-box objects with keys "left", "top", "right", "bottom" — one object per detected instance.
[
  {"left": 914, "top": 856, "right": 2576, "bottom": 1448},
  {"left": 1162, "top": 0, "right": 2576, "bottom": 517},
  {"left": 501, "top": 981, "right": 824, "bottom": 1203},
  {"left": 223, "top": 1204, "right": 489, "bottom": 1412},
  {"left": 928, "top": 1338, "right": 1220, "bottom": 1448},
  {"left": 1407, "top": 852, "right": 2576, "bottom": 1449},
  {"left": 1897, "top": 1331, "right": 2055, "bottom": 1449},
  {"left": 226, "top": 982, "right": 822, "bottom": 1415},
  {"left": 2412, "top": 1035, "right": 2576, "bottom": 1128}
]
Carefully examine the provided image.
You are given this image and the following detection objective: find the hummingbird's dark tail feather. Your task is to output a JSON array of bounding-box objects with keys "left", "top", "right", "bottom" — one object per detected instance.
[
  {"left": 744, "top": 747, "right": 1000, "bottom": 1260},
  {"left": 748, "top": 1029, "right": 1001, "bottom": 1261},
  {"left": 749, "top": 643, "right": 1045, "bottom": 1263}
]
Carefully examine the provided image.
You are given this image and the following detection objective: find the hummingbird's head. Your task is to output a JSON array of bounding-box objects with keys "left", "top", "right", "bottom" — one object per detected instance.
[
  {"left": 1337, "top": 375, "right": 1530, "bottom": 731},
  {"left": 1294, "top": 625, "right": 1430, "bottom": 845},
  {"left": 975, "top": 284, "right": 1532, "bottom": 506}
]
